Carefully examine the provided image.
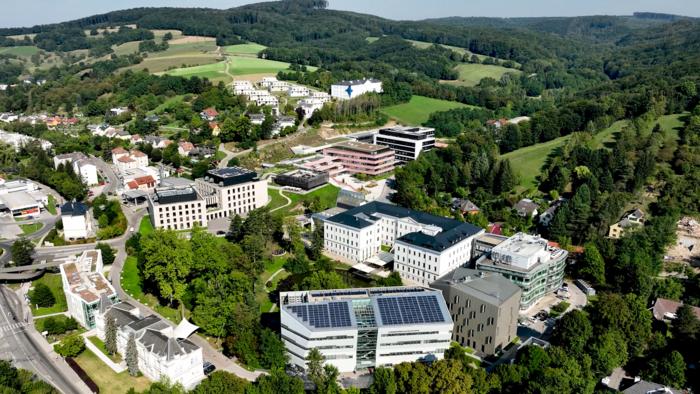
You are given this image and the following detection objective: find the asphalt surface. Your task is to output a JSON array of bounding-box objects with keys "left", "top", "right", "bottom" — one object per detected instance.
[{"left": 0, "top": 286, "right": 89, "bottom": 394}]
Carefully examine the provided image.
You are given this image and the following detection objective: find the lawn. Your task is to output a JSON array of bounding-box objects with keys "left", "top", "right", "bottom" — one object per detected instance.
[
  {"left": 275, "top": 184, "right": 340, "bottom": 217},
  {"left": 442, "top": 63, "right": 522, "bottom": 87},
  {"left": 20, "top": 223, "right": 42, "bottom": 235},
  {"left": 501, "top": 135, "right": 571, "bottom": 190},
  {"left": 224, "top": 43, "right": 267, "bottom": 56},
  {"left": 46, "top": 195, "right": 57, "bottom": 215},
  {"left": 87, "top": 336, "right": 122, "bottom": 363},
  {"left": 124, "top": 39, "right": 220, "bottom": 74},
  {"left": 163, "top": 54, "right": 309, "bottom": 83},
  {"left": 34, "top": 315, "right": 84, "bottom": 343},
  {"left": 30, "top": 274, "right": 68, "bottom": 316},
  {"left": 381, "top": 95, "right": 474, "bottom": 126},
  {"left": 268, "top": 188, "right": 289, "bottom": 211},
  {"left": 73, "top": 349, "right": 151, "bottom": 394},
  {"left": 138, "top": 216, "right": 154, "bottom": 236},
  {"left": 0, "top": 46, "right": 41, "bottom": 56}
]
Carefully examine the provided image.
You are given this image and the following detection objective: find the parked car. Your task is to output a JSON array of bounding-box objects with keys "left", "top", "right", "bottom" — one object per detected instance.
[{"left": 203, "top": 362, "right": 216, "bottom": 375}]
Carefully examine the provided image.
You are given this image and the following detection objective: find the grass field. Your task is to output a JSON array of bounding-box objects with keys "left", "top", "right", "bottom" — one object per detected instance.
[
  {"left": 47, "top": 195, "right": 57, "bottom": 215},
  {"left": 74, "top": 350, "right": 151, "bottom": 394},
  {"left": 87, "top": 336, "right": 122, "bottom": 363},
  {"left": 224, "top": 43, "right": 267, "bottom": 56},
  {"left": 381, "top": 95, "right": 473, "bottom": 125},
  {"left": 443, "top": 63, "right": 523, "bottom": 87},
  {"left": 138, "top": 216, "right": 154, "bottom": 236},
  {"left": 124, "top": 39, "right": 220, "bottom": 74},
  {"left": 121, "top": 256, "right": 184, "bottom": 323},
  {"left": 30, "top": 274, "right": 67, "bottom": 316},
  {"left": 0, "top": 46, "right": 41, "bottom": 56},
  {"left": 275, "top": 184, "right": 340, "bottom": 217},
  {"left": 20, "top": 223, "right": 42, "bottom": 235},
  {"left": 268, "top": 188, "right": 289, "bottom": 211}
]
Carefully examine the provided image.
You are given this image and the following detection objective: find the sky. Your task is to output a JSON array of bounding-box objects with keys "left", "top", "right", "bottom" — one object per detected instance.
[{"left": 1, "top": 0, "right": 699, "bottom": 28}]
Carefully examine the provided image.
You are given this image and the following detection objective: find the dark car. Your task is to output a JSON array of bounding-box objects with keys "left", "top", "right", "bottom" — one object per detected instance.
[{"left": 203, "top": 362, "right": 216, "bottom": 375}]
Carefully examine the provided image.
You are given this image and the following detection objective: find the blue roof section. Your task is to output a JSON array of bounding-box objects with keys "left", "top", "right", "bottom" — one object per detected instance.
[
  {"left": 326, "top": 201, "right": 482, "bottom": 251},
  {"left": 61, "top": 201, "right": 87, "bottom": 216}
]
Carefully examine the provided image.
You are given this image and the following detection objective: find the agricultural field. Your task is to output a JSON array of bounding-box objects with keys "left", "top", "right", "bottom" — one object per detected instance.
[
  {"left": 224, "top": 43, "right": 267, "bottom": 56},
  {"left": 124, "top": 37, "right": 220, "bottom": 74},
  {"left": 442, "top": 63, "right": 523, "bottom": 87},
  {"left": 0, "top": 46, "right": 40, "bottom": 56},
  {"left": 405, "top": 39, "right": 521, "bottom": 66},
  {"left": 162, "top": 54, "right": 301, "bottom": 84},
  {"left": 381, "top": 95, "right": 474, "bottom": 125}
]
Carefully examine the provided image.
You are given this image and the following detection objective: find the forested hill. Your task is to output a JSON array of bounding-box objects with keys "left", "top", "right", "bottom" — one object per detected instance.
[{"left": 424, "top": 13, "right": 695, "bottom": 43}]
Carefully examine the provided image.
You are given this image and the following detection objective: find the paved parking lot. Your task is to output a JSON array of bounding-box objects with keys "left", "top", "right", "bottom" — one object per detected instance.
[{"left": 517, "top": 280, "right": 588, "bottom": 339}]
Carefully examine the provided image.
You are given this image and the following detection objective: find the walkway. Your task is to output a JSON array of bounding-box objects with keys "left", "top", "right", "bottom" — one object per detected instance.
[{"left": 270, "top": 189, "right": 292, "bottom": 213}]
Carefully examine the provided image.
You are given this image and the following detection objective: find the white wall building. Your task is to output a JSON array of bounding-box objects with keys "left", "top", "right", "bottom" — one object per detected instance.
[
  {"left": 147, "top": 187, "right": 207, "bottom": 230},
  {"left": 0, "top": 179, "right": 47, "bottom": 217},
  {"left": 0, "top": 130, "right": 52, "bottom": 151},
  {"left": 53, "top": 153, "right": 98, "bottom": 186},
  {"left": 60, "top": 201, "right": 93, "bottom": 240},
  {"left": 112, "top": 148, "right": 148, "bottom": 172},
  {"left": 331, "top": 79, "right": 382, "bottom": 100},
  {"left": 323, "top": 202, "right": 483, "bottom": 285},
  {"left": 59, "top": 250, "right": 117, "bottom": 329},
  {"left": 193, "top": 167, "right": 267, "bottom": 221},
  {"left": 95, "top": 301, "right": 204, "bottom": 389},
  {"left": 298, "top": 98, "right": 326, "bottom": 119},
  {"left": 268, "top": 80, "right": 290, "bottom": 92},
  {"left": 287, "top": 85, "right": 310, "bottom": 97},
  {"left": 280, "top": 287, "right": 453, "bottom": 373},
  {"left": 373, "top": 126, "right": 436, "bottom": 164}
]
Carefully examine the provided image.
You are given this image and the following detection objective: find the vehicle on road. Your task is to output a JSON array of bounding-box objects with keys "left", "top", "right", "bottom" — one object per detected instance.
[{"left": 203, "top": 361, "right": 216, "bottom": 375}]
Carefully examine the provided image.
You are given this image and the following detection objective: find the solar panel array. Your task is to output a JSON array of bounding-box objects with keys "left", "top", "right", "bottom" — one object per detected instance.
[
  {"left": 287, "top": 302, "right": 352, "bottom": 328},
  {"left": 377, "top": 294, "right": 446, "bottom": 326}
]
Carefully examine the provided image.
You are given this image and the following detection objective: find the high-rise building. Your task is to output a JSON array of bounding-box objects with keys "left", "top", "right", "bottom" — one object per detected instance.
[{"left": 280, "top": 287, "right": 453, "bottom": 373}]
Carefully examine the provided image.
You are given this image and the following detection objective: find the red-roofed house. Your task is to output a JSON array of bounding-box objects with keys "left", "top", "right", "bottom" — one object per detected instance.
[
  {"left": 209, "top": 122, "right": 221, "bottom": 136},
  {"left": 200, "top": 107, "right": 219, "bottom": 121},
  {"left": 126, "top": 175, "right": 156, "bottom": 191},
  {"left": 178, "top": 141, "right": 195, "bottom": 157}
]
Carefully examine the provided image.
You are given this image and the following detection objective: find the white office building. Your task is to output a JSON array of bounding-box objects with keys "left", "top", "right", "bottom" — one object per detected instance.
[
  {"left": 475, "top": 233, "right": 568, "bottom": 310},
  {"left": 373, "top": 126, "right": 436, "bottom": 164},
  {"left": 96, "top": 301, "right": 204, "bottom": 389},
  {"left": 193, "top": 167, "right": 267, "bottom": 221},
  {"left": 59, "top": 250, "right": 117, "bottom": 329},
  {"left": 60, "top": 201, "right": 93, "bottom": 240},
  {"left": 147, "top": 187, "right": 207, "bottom": 230},
  {"left": 331, "top": 78, "right": 382, "bottom": 100},
  {"left": 280, "top": 287, "right": 453, "bottom": 373},
  {"left": 323, "top": 202, "right": 483, "bottom": 285}
]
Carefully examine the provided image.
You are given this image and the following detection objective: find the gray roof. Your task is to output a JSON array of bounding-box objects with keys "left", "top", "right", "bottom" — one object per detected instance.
[
  {"left": 515, "top": 199, "right": 539, "bottom": 214},
  {"left": 138, "top": 329, "right": 199, "bottom": 360},
  {"left": 61, "top": 201, "right": 88, "bottom": 216},
  {"left": 622, "top": 380, "right": 683, "bottom": 394},
  {"left": 127, "top": 315, "right": 166, "bottom": 332},
  {"left": 106, "top": 307, "right": 140, "bottom": 328},
  {"left": 432, "top": 268, "right": 521, "bottom": 306},
  {"left": 327, "top": 201, "right": 482, "bottom": 252}
]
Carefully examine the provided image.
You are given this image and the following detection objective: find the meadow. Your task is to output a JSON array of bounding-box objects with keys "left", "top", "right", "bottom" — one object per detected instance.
[
  {"left": 381, "top": 95, "right": 474, "bottom": 125},
  {"left": 442, "top": 63, "right": 523, "bottom": 87}
]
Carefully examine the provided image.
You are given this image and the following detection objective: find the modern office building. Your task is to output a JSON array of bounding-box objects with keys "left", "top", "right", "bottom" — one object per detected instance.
[
  {"left": 475, "top": 233, "right": 567, "bottom": 310},
  {"left": 373, "top": 126, "right": 435, "bottom": 164},
  {"left": 331, "top": 79, "right": 383, "bottom": 100},
  {"left": 280, "top": 287, "right": 453, "bottom": 373},
  {"left": 302, "top": 141, "right": 395, "bottom": 177},
  {"left": 431, "top": 268, "right": 521, "bottom": 355},
  {"left": 59, "top": 250, "right": 117, "bottom": 329},
  {"left": 275, "top": 169, "right": 328, "bottom": 190},
  {"left": 96, "top": 301, "right": 204, "bottom": 389},
  {"left": 324, "top": 201, "right": 483, "bottom": 285},
  {"left": 193, "top": 167, "right": 267, "bottom": 221},
  {"left": 60, "top": 201, "right": 93, "bottom": 240},
  {"left": 147, "top": 187, "right": 207, "bottom": 230}
]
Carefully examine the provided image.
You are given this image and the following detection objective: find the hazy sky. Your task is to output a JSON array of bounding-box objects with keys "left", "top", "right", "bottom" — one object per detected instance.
[{"left": 1, "top": 0, "right": 699, "bottom": 28}]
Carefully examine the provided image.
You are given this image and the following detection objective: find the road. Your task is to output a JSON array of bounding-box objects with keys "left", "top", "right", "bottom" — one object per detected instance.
[
  {"left": 86, "top": 155, "right": 119, "bottom": 195},
  {"left": 0, "top": 286, "right": 90, "bottom": 393}
]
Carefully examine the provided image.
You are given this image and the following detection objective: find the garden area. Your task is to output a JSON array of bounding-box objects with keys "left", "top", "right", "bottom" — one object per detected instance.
[
  {"left": 34, "top": 315, "right": 83, "bottom": 343},
  {"left": 29, "top": 274, "right": 67, "bottom": 317},
  {"left": 73, "top": 350, "right": 151, "bottom": 394}
]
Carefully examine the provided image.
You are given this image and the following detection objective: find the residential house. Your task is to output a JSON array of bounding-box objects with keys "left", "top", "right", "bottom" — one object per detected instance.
[
  {"left": 199, "top": 107, "right": 218, "bottom": 121},
  {"left": 451, "top": 198, "right": 480, "bottom": 216},
  {"left": 651, "top": 298, "right": 700, "bottom": 321},
  {"left": 109, "top": 107, "right": 129, "bottom": 116},
  {"left": 178, "top": 141, "right": 195, "bottom": 157},
  {"left": 621, "top": 379, "right": 683, "bottom": 394},
  {"left": 208, "top": 122, "right": 221, "bottom": 136},
  {"left": 608, "top": 209, "right": 645, "bottom": 239},
  {"left": 287, "top": 85, "right": 310, "bottom": 97},
  {"left": 60, "top": 201, "right": 93, "bottom": 241},
  {"left": 514, "top": 198, "right": 539, "bottom": 218},
  {"left": 539, "top": 199, "right": 566, "bottom": 227},
  {"left": 248, "top": 113, "right": 265, "bottom": 125}
]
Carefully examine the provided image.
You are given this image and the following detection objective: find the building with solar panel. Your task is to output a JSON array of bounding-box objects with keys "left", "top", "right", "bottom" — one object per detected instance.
[
  {"left": 280, "top": 286, "right": 453, "bottom": 373},
  {"left": 323, "top": 201, "right": 484, "bottom": 285}
]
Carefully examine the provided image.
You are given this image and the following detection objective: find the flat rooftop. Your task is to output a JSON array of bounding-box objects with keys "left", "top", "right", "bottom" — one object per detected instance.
[
  {"left": 432, "top": 268, "right": 521, "bottom": 306},
  {"left": 333, "top": 141, "right": 392, "bottom": 154},
  {"left": 278, "top": 169, "right": 326, "bottom": 180},
  {"left": 152, "top": 187, "right": 200, "bottom": 205},
  {"left": 202, "top": 167, "right": 258, "bottom": 187},
  {"left": 60, "top": 250, "right": 114, "bottom": 304},
  {"left": 0, "top": 191, "right": 40, "bottom": 210}
]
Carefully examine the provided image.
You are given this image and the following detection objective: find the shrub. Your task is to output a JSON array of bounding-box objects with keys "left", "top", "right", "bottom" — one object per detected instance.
[
  {"left": 41, "top": 316, "right": 79, "bottom": 335},
  {"left": 54, "top": 335, "right": 85, "bottom": 357}
]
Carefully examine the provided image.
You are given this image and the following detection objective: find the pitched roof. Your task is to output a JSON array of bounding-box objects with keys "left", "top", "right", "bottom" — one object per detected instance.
[
  {"left": 138, "top": 329, "right": 199, "bottom": 360},
  {"left": 652, "top": 298, "right": 700, "bottom": 320},
  {"left": 111, "top": 147, "right": 128, "bottom": 154},
  {"left": 61, "top": 201, "right": 87, "bottom": 216},
  {"left": 622, "top": 380, "right": 683, "bottom": 394}
]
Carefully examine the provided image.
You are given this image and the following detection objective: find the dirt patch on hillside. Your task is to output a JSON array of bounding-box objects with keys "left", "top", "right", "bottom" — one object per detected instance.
[
  {"left": 169, "top": 36, "right": 216, "bottom": 45},
  {"left": 231, "top": 73, "right": 278, "bottom": 82}
]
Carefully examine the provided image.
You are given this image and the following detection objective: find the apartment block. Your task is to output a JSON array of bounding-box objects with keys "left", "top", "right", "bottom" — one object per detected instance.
[
  {"left": 475, "top": 233, "right": 567, "bottom": 310},
  {"left": 280, "top": 287, "right": 453, "bottom": 373},
  {"left": 431, "top": 268, "right": 521, "bottom": 355}
]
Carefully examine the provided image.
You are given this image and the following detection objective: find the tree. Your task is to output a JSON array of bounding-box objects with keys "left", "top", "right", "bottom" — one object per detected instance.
[
  {"left": 248, "top": 370, "right": 304, "bottom": 394},
  {"left": 140, "top": 230, "right": 193, "bottom": 306},
  {"left": 30, "top": 283, "right": 55, "bottom": 307},
  {"left": 54, "top": 335, "right": 85, "bottom": 357},
  {"left": 228, "top": 214, "right": 244, "bottom": 241},
  {"left": 260, "top": 329, "right": 288, "bottom": 370},
  {"left": 310, "top": 226, "right": 324, "bottom": 260},
  {"left": 517, "top": 345, "right": 550, "bottom": 374},
  {"left": 495, "top": 159, "right": 517, "bottom": 194},
  {"left": 105, "top": 316, "right": 117, "bottom": 355},
  {"left": 11, "top": 237, "right": 34, "bottom": 266},
  {"left": 428, "top": 359, "right": 473, "bottom": 394},
  {"left": 193, "top": 371, "right": 249, "bottom": 394},
  {"left": 579, "top": 243, "right": 605, "bottom": 285},
  {"left": 126, "top": 333, "right": 139, "bottom": 376},
  {"left": 370, "top": 367, "right": 397, "bottom": 394},
  {"left": 96, "top": 243, "right": 116, "bottom": 266},
  {"left": 306, "top": 348, "right": 324, "bottom": 385},
  {"left": 643, "top": 351, "right": 686, "bottom": 389},
  {"left": 551, "top": 310, "right": 592, "bottom": 355},
  {"left": 589, "top": 330, "right": 628, "bottom": 376}
]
